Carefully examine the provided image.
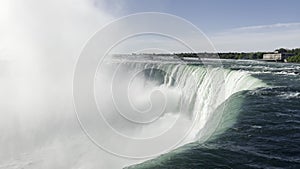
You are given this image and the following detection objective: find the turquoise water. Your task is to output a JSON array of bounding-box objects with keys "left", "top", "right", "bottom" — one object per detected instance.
[{"left": 125, "top": 59, "right": 300, "bottom": 169}]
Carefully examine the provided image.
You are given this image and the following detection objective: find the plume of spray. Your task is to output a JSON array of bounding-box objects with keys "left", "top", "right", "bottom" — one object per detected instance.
[{"left": 0, "top": 0, "right": 140, "bottom": 168}]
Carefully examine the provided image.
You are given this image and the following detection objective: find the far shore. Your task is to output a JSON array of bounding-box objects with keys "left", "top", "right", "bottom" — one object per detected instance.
[{"left": 116, "top": 48, "right": 300, "bottom": 63}]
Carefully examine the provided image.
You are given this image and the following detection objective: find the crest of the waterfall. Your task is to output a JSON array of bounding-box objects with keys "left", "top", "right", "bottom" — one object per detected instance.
[
  {"left": 98, "top": 60, "right": 266, "bottom": 145},
  {"left": 73, "top": 12, "right": 227, "bottom": 159},
  {"left": 75, "top": 55, "right": 265, "bottom": 162}
]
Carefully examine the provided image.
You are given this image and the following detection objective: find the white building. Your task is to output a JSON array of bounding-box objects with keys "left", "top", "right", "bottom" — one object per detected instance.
[
  {"left": 263, "top": 53, "right": 283, "bottom": 61},
  {"left": 263, "top": 51, "right": 293, "bottom": 62}
]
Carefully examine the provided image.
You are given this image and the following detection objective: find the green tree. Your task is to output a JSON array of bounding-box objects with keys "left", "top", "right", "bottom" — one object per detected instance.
[
  {"left": 275, "top": 48, "right": 288, "bottom": 53},
  {"left": 287, "top": 54, "right": 300, "bottom": 63}
]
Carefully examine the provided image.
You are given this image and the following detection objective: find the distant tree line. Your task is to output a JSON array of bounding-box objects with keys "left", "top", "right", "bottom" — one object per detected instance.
[
  {"left": 281, "top": 48, "right": 300, "bottom": 63},
  {"left": 175, "top": 52, "right": 265, "bottom": 60},
  {"left": 176, "top": 53, "right": 198, "bottom": 58},
  {"left": 276, "top": 48, "right": 300, "bottom": 63},
  {"left": 175, "top": 48, "right": 300, "bottom": 62},
  {"left": 218, "top": 52, "right": 265, "bottom": 60}
]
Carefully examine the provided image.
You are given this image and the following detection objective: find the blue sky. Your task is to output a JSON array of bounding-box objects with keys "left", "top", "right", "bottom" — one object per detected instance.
[
  {"left": 103, "top": 0, "right": 299, "bottom": 32},
  {"left": 98, "top": 0, "right": 300, "bottom": 52}
]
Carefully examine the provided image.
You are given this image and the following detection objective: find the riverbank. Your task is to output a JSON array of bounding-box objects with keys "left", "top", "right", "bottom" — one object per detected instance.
[{"left": 175, "top": 48, "right": 300, "bottom": 63}]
